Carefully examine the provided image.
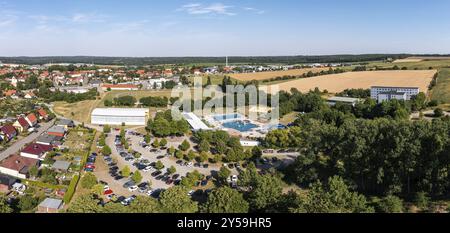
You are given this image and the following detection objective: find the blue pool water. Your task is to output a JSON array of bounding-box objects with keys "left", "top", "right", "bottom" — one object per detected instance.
[
  {"left": 213, "top": 113, "right": 241, "bottom": 121},
  {"left": 222, "top": 120, "right": 258, "bottom": 132}
]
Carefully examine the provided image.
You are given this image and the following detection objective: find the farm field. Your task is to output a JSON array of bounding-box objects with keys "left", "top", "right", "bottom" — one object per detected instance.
[
  {"left": 273, "top": 70, "right": 437, "bottom": 94},
  {"left": 229, "top": 68, "right": 330, "bottom": 81},
  {"left": 430, "top": 68, "right": 450, "bottom": 104}
]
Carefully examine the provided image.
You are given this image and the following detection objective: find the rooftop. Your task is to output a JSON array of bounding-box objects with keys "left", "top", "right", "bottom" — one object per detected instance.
[
  {"left": 38, "top": 198, "right": 63, "bottom": 210},
  {"left": 92, "top": 108, "right": 149, "bottom": 117}
]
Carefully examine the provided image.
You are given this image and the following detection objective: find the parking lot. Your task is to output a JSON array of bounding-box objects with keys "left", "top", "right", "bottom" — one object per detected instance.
[{"left": 94, "top": 129, "right": 240, "bottom": 203}]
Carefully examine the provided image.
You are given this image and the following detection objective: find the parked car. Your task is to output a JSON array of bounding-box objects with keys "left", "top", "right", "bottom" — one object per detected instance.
[{"left": 128, "top": 185, "right": 138, "bottom": 192}]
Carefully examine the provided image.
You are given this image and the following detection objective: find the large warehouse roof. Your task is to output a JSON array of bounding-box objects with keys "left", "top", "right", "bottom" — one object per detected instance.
[
  {"left": 92, "top": 108, "right": 149, "bottom": 117},
  {"left": 182, "top": 112, "right": 210, "bottom": 131}
]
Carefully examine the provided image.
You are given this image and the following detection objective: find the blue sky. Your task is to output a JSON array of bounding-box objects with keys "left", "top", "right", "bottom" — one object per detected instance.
[{"left": 0, "top": 0, "right": 449, "bottom": 56}]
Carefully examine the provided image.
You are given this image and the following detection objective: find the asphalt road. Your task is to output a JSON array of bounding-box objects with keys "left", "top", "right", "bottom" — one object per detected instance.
[{"left": 0, "top": 119, "right": 56, "bottom": 161}]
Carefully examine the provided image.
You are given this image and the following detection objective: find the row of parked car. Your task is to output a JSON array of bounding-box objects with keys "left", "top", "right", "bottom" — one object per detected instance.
[{"left": 84, "top": 152, "right": 98, "bottom": 172}]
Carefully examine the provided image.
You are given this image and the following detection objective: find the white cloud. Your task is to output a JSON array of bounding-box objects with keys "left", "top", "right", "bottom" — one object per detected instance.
[
  {"left": 244, "top": 7, "right": 265, "bottom": 15},
  {"left": 179, "top": 3, "right": 236, "bottom": 16}
]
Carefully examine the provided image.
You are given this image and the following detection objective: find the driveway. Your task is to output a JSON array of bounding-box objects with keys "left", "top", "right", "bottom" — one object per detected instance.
[{"left": 0, "top": 119, "right": 56, "bottom": 161}]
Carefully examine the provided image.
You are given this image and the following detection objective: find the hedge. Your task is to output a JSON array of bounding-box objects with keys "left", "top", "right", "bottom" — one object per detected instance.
[{"left": 63, "top": 175, "right": 79, "bottom": 204}]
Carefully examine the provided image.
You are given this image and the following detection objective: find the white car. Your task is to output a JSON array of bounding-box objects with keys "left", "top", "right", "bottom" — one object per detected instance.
[
  {"left": 143, "top": 166, "right": 153, "bottom": 172},
  {"left": 128, "top": 185, "right": 138, "bottom": 192}
]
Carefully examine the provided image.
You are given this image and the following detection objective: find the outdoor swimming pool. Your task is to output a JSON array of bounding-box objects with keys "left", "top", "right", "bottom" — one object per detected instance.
[
  {"left": 222, "top": 120, "right": 258, "bottom": 132},
  {"left": 213, "top": 113, "right": 242, "bottom": 121}
]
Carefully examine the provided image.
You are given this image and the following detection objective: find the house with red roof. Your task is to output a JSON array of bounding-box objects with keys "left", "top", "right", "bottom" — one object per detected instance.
[
  {"left": 0, "top": 125, "right": 17, "bottom": 141},
  {"left": 25, "top": 113, "right": 38, "bottom": 127},
  {"left": 0, "top": 154, "right": 39, "bottom": 179},
  {"left": 37, "top": 108, "right": 49, "bottom": 121},
  {"left": 13, "top": 117, "right": 30, "bottom": 133},
  {"left": 20, "top": 143, "right": 53, "bottom": 160}
]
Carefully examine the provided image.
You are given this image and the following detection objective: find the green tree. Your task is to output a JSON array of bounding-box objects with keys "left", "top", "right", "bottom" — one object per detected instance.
[
  {"left": 67, "top": 194, "right": 102, "bottom": 213},
  {"left": 81, "top": 172, "right": 98, "bottom": 189},
  {"left": 0, "top": 194, "right": 13, "bottom": 213},
  {"left": 102, "top": 145, "right": 112, "bottom": 156},
  {"left": 414, "top": 192, "right": 430, "bottom": 210},
  {"left": 299, "top": 176, "right": 373, "bottom": 213},
  {"left": 129, "top": 196, "right": 160, "bottom": 213},
  {"left": 160, "top": 138, "right": 168, "bottom": 147},
  {"left": 167, "top": 166, "right": 176, "bottom": 175},
  {"left": 198, "top": 140, "right": 210, "bottom": 153},
  {"left": 218, "top": 166, "right": 231, "bottom": 184},
  {"left": 121, "top": 166, "right": 131, "bottom": 177},
  {"left": 179, "top": 139, "right": 190, "bottom": 151},
  {"left": 201, "top": 187, "right": 249, "bottom": 213},
  {"left": 159, "top": 186, "right": 198, "bottom": 213},
  {"left": 154, "top": 161, "right": 165, "bottom": 170},
  {"left": 375, "top": 195, "right": 404, "bottom": 213},
  {"left": 131, "top": 170, "right": 143, "bottom": 183}
]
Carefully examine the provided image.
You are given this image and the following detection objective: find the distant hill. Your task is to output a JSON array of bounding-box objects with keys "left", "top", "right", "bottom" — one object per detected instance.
[{"left": 0, "top": 54, "right": 447, "bottom": 66}]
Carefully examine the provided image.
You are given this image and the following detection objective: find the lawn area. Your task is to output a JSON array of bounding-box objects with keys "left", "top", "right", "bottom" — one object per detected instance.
[
  {"left": 53, "top": 100, "right": 99, "bottom": 123},
  {"left": 431, "top": 68, "right": 450, "bottom": 104},
  {"left": 279, "top": 112, "right": 299, "bottom": 125}
]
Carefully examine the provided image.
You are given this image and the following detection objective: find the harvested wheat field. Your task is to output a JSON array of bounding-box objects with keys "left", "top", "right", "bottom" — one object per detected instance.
[
  {"left": 274, "top": 70, "right": 437, "bottom": 94},
  {"left": 229, "top": 68, "right": 329, "bottom": 81}
]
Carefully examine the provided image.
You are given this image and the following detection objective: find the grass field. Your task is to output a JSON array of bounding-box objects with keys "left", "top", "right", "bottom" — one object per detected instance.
[
  {"left": 53, "top": 100, "right": 99, "bottom": 123},
  {"left": 273, "top": 70, "right": 437, "bottom": 94},
  {"left": 431, "top": 68, "right": 450, "bottom": 104},
  {"left": 229, "top": 68, "right": 330, "bottom": 81}
]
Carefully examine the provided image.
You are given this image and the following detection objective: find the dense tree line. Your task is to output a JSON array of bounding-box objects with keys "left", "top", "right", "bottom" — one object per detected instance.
[
  {"left": 146, "top": 110, "right": 189, "bottom": 137},
  {"left": 283, "top": 117, "right": 450, "bottom": 197},
  {"left": 37, "top": 87, "right": 98, "bottom": 103}
]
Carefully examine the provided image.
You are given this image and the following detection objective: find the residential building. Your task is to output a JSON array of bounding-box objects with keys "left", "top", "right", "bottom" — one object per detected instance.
[
  {"left": 13, "top": 117, "right": 30, "bottom": 133},
  {"left": 0, "top": 174, "right": 17, "bottom": 193},
  {"left": 91, "top": 108, "right": 149, "bottom": 126},
  {"left": 0, "top": 154, "right": 39, "bottom": 179},
  {"left": 370, "top": 86, "right": 419, "bottom": 103},
  {"left": 47, "top": 125, "right": 66, "bottom": 137},
  {"left": 20, "top": 143, "right": 53, "bottom": 160},
  {"left": 0, "top": 125, "right": 17, "bottom": 141},
  {"left": 25, "top": 113, "right": 38, "bottom": 127}
]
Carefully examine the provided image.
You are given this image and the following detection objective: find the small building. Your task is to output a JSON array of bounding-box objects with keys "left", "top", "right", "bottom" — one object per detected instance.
[
  {"left": 25, "top": 113, "right": 38, "bottom": 127},
  {"left": 47, "top": 125, "right": 66, "bottom": 137},
  {"left": 13, "top": 117, "right": 30, "bottom": 133},
  {"left": 36, "top": 134, "right": 63, "bottom": 146},
  {"left": 51, "top": 161, "right": 71, "bottom": 172},
  {"left": 0, "top": 154, "right": 39, "bottom": 179},
  {"left": 0, "top": 174, "right": 17, "bottom": 193},
  {"left": 91, "top": 108, "right": 149, "bottom": 126},
  {"left": 327, "top": 96, "right": 361, "bottom": 107},
  {"left": 37, "top": 198, "right": 64, "bottom": 213},
  {"left": 0, "top": 125, "right": 17, "bottom": 141},
  {"left": 56, "top": 119, "right": 75, "bottom": 129},
  {"left": 37, "top": 108, "right": 49, "bottom": 120},
  {"left": 21, "top": 143, "right": 53, "bottom": 160}
]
